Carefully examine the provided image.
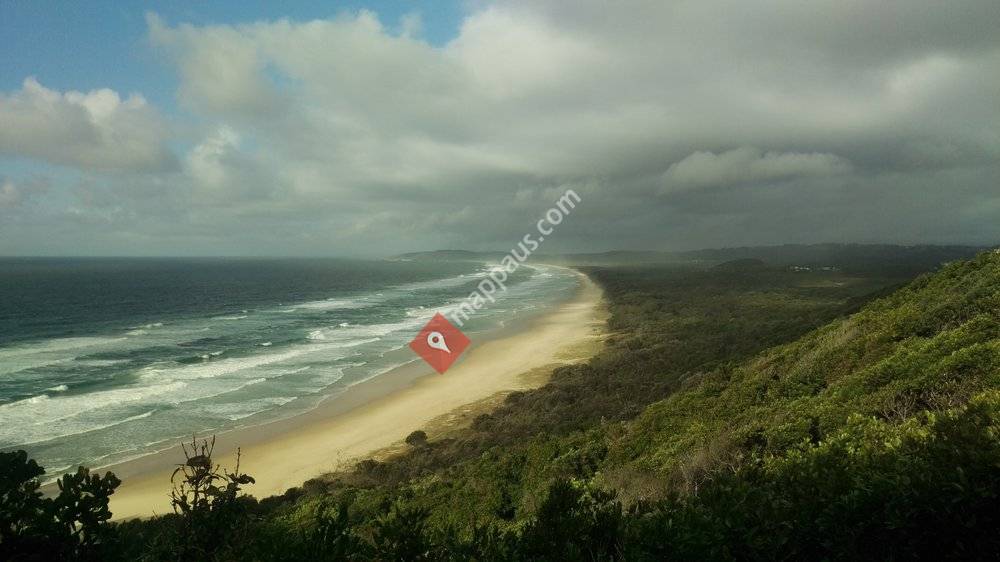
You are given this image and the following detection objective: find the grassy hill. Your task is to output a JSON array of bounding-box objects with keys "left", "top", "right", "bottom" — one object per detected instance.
[{"left": 616, "top": 250, "right": 1000, "bottom": 482}]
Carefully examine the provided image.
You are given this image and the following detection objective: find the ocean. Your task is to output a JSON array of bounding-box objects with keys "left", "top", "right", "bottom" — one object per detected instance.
[{"left": 0, "top": 257, "right": 578, "bottom": 478}]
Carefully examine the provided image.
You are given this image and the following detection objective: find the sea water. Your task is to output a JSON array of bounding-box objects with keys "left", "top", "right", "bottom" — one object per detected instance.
[{"left": 0, "top": 258, "right": 577, "bottom": 478}]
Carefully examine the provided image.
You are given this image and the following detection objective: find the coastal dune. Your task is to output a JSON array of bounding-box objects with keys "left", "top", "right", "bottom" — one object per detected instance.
[{"left": 109, "top": 270, "right": 605, "bottom": 519}]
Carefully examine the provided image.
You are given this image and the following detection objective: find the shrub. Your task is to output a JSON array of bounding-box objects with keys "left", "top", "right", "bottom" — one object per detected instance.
[
  {"left": 0, "top": 450, "right": 120, "bottom": 561},
  {"left": 406, "top": 430, "right": 429, "bottom": 448},
  {"left": 167, "top": 435, "right": 256, "bottom": 559}
]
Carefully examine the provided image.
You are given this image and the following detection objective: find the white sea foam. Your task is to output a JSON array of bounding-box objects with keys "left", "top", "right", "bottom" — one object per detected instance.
[
  {"left": 339, "top": 337, "right": 380, "bottom": 348},
  {"left": 391, "top": 270, "right": 489, "bottom": 292},
  {"left": 0, "top": 336, "right": 125, "bottom": 359},
  {"left": 0, "top": 356, "right": 74, "bottom": 377},
  {"left": 75, "top": 359, "right": 129, "bottom": 367},
  {"left": 140, "top": 348, "right": 316, "bottom": 383},
  {"left": 0, "top": 336, "right": 128, "bottom": 376},
  {"left": 405, "top": 306, "right": 427, "bottom": 317},
  {"left": 344, "top": 361, "right": 415, "bottom": 388},
  {"left": 306, "top": 314, "right": 428, "bottom": 342},
  {"left": 0, "top": 382, "right": 187, "bottom": 446},
  {"left": 118, "top": 409, "right": 156, "bottom": 424},
  {"left": 0, "top": 348, "right": 344, "bottom": 445},
  {"left": 16, "top": 409, "right": 159, "bottom": 450},
  {"left": 273, "top": 366, "right": 311, "bottom": 376},
  {"left": 200, "top": 396, "right": 297, "bottom": 421},
  {"left": 0, "top": 317, "right": 223, "bottom": 376},
  {"left": 295, "top": 297, "right": 371, "bottom": 311},
  {"left": 46, "top": 384, "right": 69, "bottom": 393},
  {"left": 285, "top": 271, "right": 491, "bottom": 315}
]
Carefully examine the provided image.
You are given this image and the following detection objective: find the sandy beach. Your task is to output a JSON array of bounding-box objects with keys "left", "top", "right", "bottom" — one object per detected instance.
[{"left": 107, "top": 269, "right": 605, "bottom": 519}]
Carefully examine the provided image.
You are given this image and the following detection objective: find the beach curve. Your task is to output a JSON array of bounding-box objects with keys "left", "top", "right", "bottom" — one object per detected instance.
[{"left": 108, "top": 268, "right": 605, "bottom": 519}]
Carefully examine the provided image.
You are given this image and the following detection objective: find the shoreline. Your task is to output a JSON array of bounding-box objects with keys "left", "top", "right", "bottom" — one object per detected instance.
[{"left": 107, "top": 268, "right": 606, "bottom": 519}]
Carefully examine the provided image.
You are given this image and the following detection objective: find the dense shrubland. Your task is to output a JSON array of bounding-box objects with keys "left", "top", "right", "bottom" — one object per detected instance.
[{"left": 4, "top": 253, "right": 1000, "bottom": 560}]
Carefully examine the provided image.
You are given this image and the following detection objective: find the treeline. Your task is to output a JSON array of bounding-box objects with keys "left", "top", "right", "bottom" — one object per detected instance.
[{"left": 4, "top": 254, "right": 1000, "bottom": 560}]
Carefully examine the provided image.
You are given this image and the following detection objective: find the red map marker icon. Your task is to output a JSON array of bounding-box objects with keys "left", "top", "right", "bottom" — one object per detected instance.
[{"left": 409, "top": 313, "right": 470, "bottom": 373}]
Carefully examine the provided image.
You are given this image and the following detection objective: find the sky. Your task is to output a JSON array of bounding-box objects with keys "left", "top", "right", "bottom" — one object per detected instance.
[{"left": 1, "top": 0, "right": 998, "bottom": 257}]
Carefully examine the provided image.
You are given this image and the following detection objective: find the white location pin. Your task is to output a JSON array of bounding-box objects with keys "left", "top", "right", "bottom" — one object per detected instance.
[{"left": 427, "top": 331, "right": 451, "bottom": 353}]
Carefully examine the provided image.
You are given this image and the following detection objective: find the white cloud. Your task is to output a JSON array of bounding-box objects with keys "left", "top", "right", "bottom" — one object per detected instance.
[
  {"left": 147, "top": 14, "right": 280, "bottom": 116},
  {"left": 187, "top": 126, "right": 242, "bottom": 191},
  {"left": 445, "top": 6, "right": 607, "bottom": 100},
  {"left": 0, "top": 78, "right": 175, "bottom": 172},
  {"left": 184, "top": 125, "right": 284, "bottom": 204},
  {"left": 662, "top": 147, "right": 853, "bottom": 192}
]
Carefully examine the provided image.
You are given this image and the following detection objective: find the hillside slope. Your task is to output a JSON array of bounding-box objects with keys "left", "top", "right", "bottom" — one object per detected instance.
[{"left": 616, "top": 250, "right": 1000, "bottom": 486}]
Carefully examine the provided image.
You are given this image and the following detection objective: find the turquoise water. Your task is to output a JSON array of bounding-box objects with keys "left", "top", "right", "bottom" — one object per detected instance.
[{"left": 0, "top": 258, "right": 577, "bottom": 477}]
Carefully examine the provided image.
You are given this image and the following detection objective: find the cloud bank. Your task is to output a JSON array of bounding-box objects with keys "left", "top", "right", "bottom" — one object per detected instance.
[
  {"left": 662, "top": 148, "right": 853, "bottom": 192},
  {"left": 0, "top": 78, "right": 174, "bottom": 172},
  {"left": 1, "top": 0, "right": 999, "bottom": 255}
]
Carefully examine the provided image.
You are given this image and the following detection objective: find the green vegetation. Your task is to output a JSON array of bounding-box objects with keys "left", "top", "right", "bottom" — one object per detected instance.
[
  {"left": 4, "top": 250, "right": 1000, "bottom": 560},
  {"left": 0, "top": 450, "right": 120, "bottom": 561}
]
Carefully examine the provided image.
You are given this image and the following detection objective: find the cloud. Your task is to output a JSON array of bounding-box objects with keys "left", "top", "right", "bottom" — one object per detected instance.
[
  {"left": 185, "top": 126, "right": 282, "bottom": 203},
  {"left": 147, "top": 14, "right": 282, "bottom": 116},
  {"left": 3, "top": 1, "right": 1000, "bottom": 255},
  {"left": 662, "top": 147, "right": 853, "bottom": 192},
  {"left": 0, "top": 78, "right": 176, "bottom": 172}
]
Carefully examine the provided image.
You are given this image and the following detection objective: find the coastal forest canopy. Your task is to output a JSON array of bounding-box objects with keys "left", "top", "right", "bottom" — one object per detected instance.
[{"left": 3, "top": 245, "right": 1000, "bottom": 560}]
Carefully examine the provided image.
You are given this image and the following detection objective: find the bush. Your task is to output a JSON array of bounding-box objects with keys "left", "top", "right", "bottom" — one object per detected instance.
[
  {"left": 627, "top": 392, "right": 1000, "bottom": 560},
  {"left": 406, "top": 430, "right": 429, "bottom": 448},
  {"left": 166, "top": 435, "right": 256, "bottom": 559},
  {"left": 0, "top": 450, "right": 120, "bottom": 561}
]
